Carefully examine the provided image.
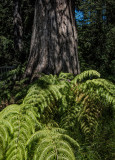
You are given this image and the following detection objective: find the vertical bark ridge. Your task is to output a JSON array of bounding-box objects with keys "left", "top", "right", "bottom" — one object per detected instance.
[{"left": 13, "top": 0, "right": 23, "bottom": 52}]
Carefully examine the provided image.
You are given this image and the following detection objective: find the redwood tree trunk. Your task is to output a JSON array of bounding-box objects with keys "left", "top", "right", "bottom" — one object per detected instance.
[{"left": 24, "top": 0, "right": 80, "bottom": 80}]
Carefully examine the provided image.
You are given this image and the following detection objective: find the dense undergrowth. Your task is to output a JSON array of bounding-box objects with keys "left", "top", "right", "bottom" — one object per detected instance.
[{"left": 0, "top": 70, "right": 115, "bottom": 160}]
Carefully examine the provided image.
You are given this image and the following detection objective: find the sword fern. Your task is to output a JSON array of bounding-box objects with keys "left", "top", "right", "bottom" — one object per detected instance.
[{"left": 0, "top": 70, "right": 114, "bottom": 160}]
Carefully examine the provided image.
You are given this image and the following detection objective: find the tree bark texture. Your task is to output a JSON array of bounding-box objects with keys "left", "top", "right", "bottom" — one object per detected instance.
[
  {"left": 24, "top": 0, "right": 80, "bottom": 80},
  {"left": 13, "top": 0, "right": 23, "bottom": 52}
]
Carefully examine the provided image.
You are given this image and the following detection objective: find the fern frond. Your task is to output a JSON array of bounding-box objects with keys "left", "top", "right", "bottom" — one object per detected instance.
[
  {"left": 0, "top": 102, "right": 41, "bottom": 160},
  {"left": 23, "top": 83, "right": 63, "bottom": 122},
  {"left": 38, "top": 74, "right": 58, "bottom": 85},
  {"left": 77, "top": 79, "right": 115, "bottom": 105},
  {"left": 72, "top": 70, "right": 100, "bottom": 84},
  {"left": 74, "top": 77, "right": 115, "bottom": 138},
  {"left": 59, "top": 72, "right": 74, "bottom": 80},
  {"left": 0, "top": 104, "right": 21, "bottom": 119},
  {"left": 0, "top": 119, "right": 13, "bottom": 135},
  {"left": 0, "top": 119, "right": 14, "bottom": 160},
  {"left": 91, "top": 78, "right": 115, "bottom": 96},
  {"left": 26, "top": 127, "right": 79, "bottom": 160},
  {"left": 0, "top": 125, "right": 8, "bottom": 148},
  {"left": 0, "top": 71, "right": 114, "bottom": 160}
]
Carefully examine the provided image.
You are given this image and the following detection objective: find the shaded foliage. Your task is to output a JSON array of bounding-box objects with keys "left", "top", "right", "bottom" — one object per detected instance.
[
  {"left": 76, "top": 0, "right": 115, "bottom": 82},
  {"left": 0, "top": 70, "right": 115, "bottom": 159},
  {"left": 0, "top": 65, "right": 28, "bottom": 109},
  {"left": 0, "top": 0, "right": 34, "bottom": 65}
]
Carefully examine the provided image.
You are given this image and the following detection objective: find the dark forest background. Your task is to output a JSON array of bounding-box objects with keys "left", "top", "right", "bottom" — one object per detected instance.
[{"left": 0, "top": 0, "right": 115, "bottom": 81}]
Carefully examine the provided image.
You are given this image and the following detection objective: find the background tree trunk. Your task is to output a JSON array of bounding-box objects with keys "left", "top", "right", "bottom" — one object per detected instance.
[
  {"left": 13, "top": 0, "right": 23, "bottom": 53},
  {"left": 24, "top": 0, "right": 80, "bottom": 80}
]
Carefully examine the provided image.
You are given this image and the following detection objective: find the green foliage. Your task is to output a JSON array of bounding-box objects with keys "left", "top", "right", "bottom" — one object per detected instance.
[
  {"left": 72, "top": 70, "right": 100, "bottom": 83},
  {"left": 76, "top": 0, "right": 115, "bottom": 82},
  {"left": 0, "top": 0, "right": 34, "bottom": 65},
  {"left": 0, "top": 70, "right": 115, "bottom": 159},
  {"left": 26, "top": 127, "right": 79, "bottom": 160},
  {"left": 0, "top": 0, "right": 14, "bottom": 65},
  {"left": 0, "top": 65, "right": 29, "bottom": 108}
]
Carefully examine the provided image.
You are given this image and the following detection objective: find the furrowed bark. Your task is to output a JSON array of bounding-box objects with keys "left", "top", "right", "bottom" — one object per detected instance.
[
  {"left": 13, "top": 0, "right": 23, "bottom": 52},
  {"left": 24, "top": 0, "right": 80, "bottom": 80}
]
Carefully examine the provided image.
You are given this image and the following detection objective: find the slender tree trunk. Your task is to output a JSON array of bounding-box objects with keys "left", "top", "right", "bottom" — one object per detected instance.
[
  {"left": 24, "top": 0, "right": 80, "bottom": 80},
  {"left": 13, "top": 0, "right": 23, "bottom": 53}
]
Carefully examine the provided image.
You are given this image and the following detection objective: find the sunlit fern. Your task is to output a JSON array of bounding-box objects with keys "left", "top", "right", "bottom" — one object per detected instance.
[
  {"left": 0, "top": 74, "right": 78, "bottom": 160},
  {"left": 0, "top": 104, "right": 41, "bottom": 160},
  {"left": 26, "top": 127, "right": 79, "bottom": 160},
  {"left": 75, "top": 78, "right": 114, "bottom": 135},
  {"left": 0, "top": 70, "right": 114, "bottom": 160},
  {"left": 23, "top": 74, "right": 70, "bottom": 123},
  {"left": 59, "top": 70, "right": 115, "bottom": 159},
  {"left": 60, "top": 71, "right": 115, "bottom": 145}
]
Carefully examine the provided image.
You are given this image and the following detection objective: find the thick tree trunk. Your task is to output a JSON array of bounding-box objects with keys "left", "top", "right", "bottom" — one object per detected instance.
[
  {"left": 24, "top": 0, "right": 80, "bottom": 80},
  {"left": 13, "top": 0, "right": 23, "bottom": 52}
]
